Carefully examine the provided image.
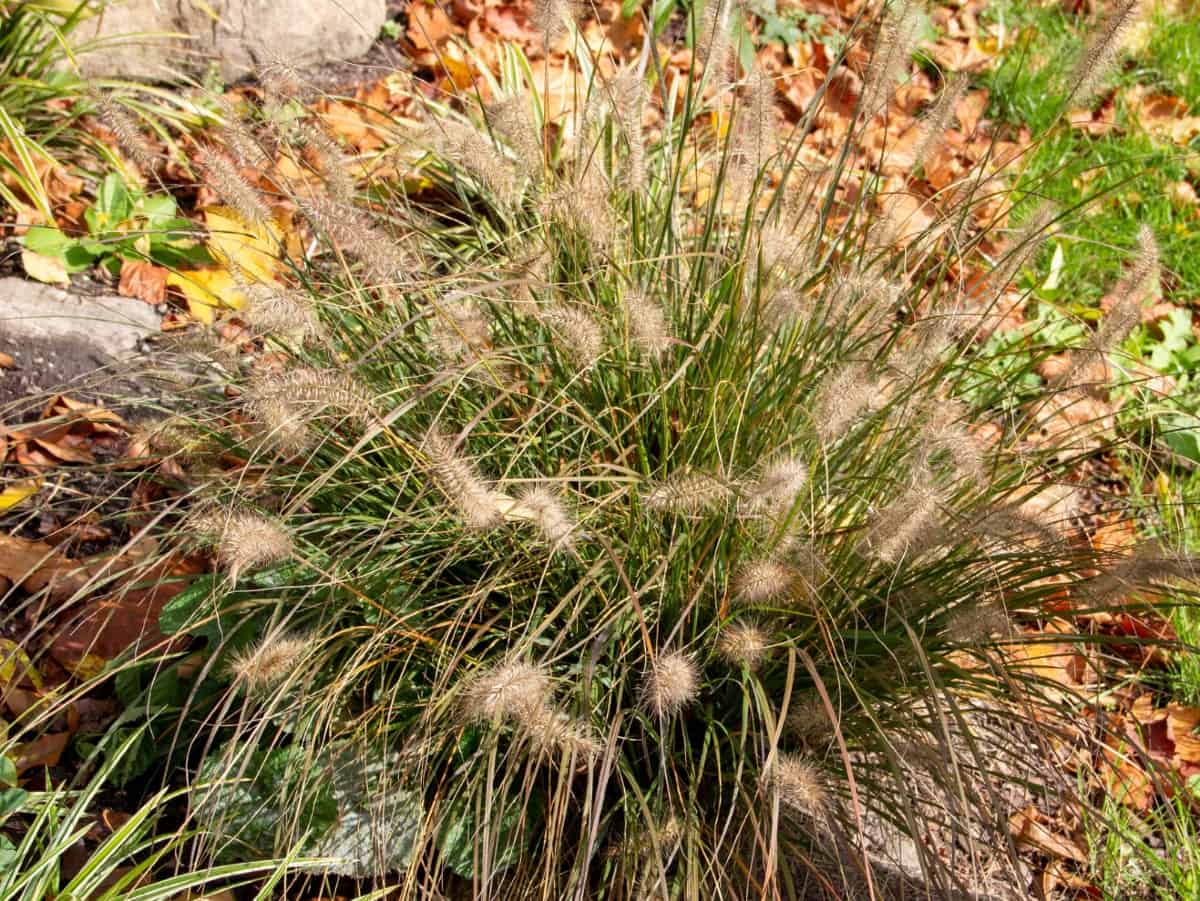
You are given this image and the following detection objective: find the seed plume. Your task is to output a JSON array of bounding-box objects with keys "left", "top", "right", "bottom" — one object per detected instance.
[
  {"left": 532, "top": 0, "right": 580, "bottom": 45},
  {"left": 697, "top": 0, "right": 731, "bottom": 86},
  {"left": 860, "top": 1, "right": 921, "bottom": 120},
  {"left": 987, "top": 202, "right": 1056, "bottom": 295},
  {"left": 717, "top": 621, "right": 771, "bottom": 671},
  {"left": 813, "top": 365, "right": 880, "bottom": 444},
  {"left": 196, "top": 146, "right": 270, "bottom": 226},
  {"left": 1083, "top": 539, "right": 1199, "bottom": 605},
  {"left": 742, "top": 455, "right": 808, "bottom": 517},
  {"left": 642, "top": 651, "right": 699, "bottom": 717},
  {"left": 645, "top": 470, "right": 734, "bottom": 515},
  {"left": 1058, "top": 225, "right": 1159, "bottom": 392},
  {"left": 298, "top": 195, "right": 412, "bottom": 287},
  {"left": 489, "top": 96, "right": 543, "bottom": 183},
  {"left": 517, "top": 486, "right": 577, "bottom": 553},
  {"left": 909, "top": 73, "right": 968, "bottom": 172},
  {"left": 610, "top": 65, "right": 647, "bottom": 191},
  {"left": 1066, "top": 0, "right": 1141, "bottom": 108},
  {"left": 242, "top": 283, "right": 324, "bottom": 344},
  {"left": 767, "top": 754, "right": 828, "bottom": 816},
  {"left": 189, "top": 507, "right": 294, "bottom": 579},
  {"left": 462, "top": 660, "right": 551, "bottom": 722},
  {"left": 734, "top": 559, "right": 797, "bottom": 605},
  {"left": 624, "top": 290, "right": 672, "bottom": 358},
  {"left": 523, "top": 704, "right": 602, "bottom": 759},
  {"left": 945, "top": 602, "right": 1012, "bottom": 644},
  {"left": 542, "top": 303, "right": 604, "bottom": 369},
  {"left": 245, "top": 368, "right": 372, "bottom": 453},
  {"left": 229, "top": 633, "right": 309, "bottom": 695},
  {"left": 421, "top": 426, "right": 504, "bottom": 530},
  {"left": 428, "top": 293, "right": 493, "bottom": 365},
  {"left": 860, "top": 480, "right": 945, "bottom": 564},
  {"left": 94, "top": 94, "right": 159, "bottom": 169}
]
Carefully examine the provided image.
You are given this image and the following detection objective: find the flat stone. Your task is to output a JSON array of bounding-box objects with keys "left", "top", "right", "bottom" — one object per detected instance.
[
  {"left": 71, "top": 0, "right": 388, "bottom": 82},
  {"left": 0, "top": 279, "right": 160, "bottom": 408}
]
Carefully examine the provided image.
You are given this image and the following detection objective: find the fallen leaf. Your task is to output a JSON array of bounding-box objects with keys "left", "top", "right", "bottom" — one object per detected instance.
[
  {"left": 955, "top": 89, "right": 988, "bottom": 135},
  {"left": 118, "top": 259, "right": 168, "bottom": 305},
  {"left": 0, "top": 478, "right": 41, "bottom": 512},
  {"left": 407, "top": 0, "right": 455, "bottom": 51},
  {"left": 21, "top": 248, "right": 69, "bottom": 285},
  {"left": 167, "top": 268, "right": 247, "bottom": 324},
  {"left": 0, "top": 352, "right": 13, "bottom": 369},
  {"left": 1009, "top": 806, "right": 1088, "bottom": 862},
  {"left": 14, "top": 731, "right": 69, "bottom": 773},
  {"left": 0, "top": 638, "right": 42, "bottom": 690}
]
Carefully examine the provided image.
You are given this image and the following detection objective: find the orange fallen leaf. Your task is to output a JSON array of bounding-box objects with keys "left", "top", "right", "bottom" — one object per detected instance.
[{"left": 118, "top": 259, "right": 168, "bottom": 305}]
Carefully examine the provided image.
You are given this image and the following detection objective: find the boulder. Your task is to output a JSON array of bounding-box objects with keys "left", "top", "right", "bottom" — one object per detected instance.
[
  {"left": 0, "top": 278, "right": 160, "bottom": 407},
  {"left": 70, "top": 0, "right": 387, "bottom": 82}
]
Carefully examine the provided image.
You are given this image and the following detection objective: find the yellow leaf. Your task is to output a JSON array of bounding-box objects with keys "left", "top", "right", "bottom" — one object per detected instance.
[
  {"left": 21, "top": 249, "right": 68, "bottom": 285},
  {"left": 67, "top": 653, "right": 107, "bottom": 682},
  {"left": 0, "top": 478, "right": 41, "bottom": 512},
  {"left": 203, "top": 207, "right": 283, "bottom": 285},
  {"left": 0, "top": 638, "right": 42, "bottom": 690},
  {"left": 166, "top": 268, "right": 247, "bottom": 324}
]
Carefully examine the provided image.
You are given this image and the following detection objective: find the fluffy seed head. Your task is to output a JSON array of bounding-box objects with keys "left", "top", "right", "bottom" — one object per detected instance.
[
  {"left": 860, "top": 1, "right": 922, "bottom": 120},
  {"left": 543, "top": 303, "right": 604, "bottom": 369},
  {"left": 435, "top": 120, "right": 521, "bottom": 208},
  {"left": 421, "top": 426, "right": 504, "bottom": 530},
  {"left": 95, "top": 95, "right": 158, "bottom": 170},
  {"left": 293, "top": 120, "right": 357, "bottom": 204},
  {"left": 517, "top": 486, "right": 576, "bottom": 553},
  {"left": 1084, "top": 539, "right": 1199, "bottom": 605},
  {"left": 299, "top": 196, "right": 413, "bottom": 287},
  {"left": 523, "top": 704, "right": 602, "bottom": 759},
  {"left": 624, "top": 291, "right": 672, "bottom": 359},
  {"left": 716, "top": 621, "right": 771, "bottom": 671},
  {"left": 861, "top": 484, "right": 945, "bottom": 565},
  {"left": 190, "top": 508, "right": 294, "bottom": 578},
  {"left": 1067, "top": 0, "right": 1141, "bottom": 108},
  {"left": 786, "top": 696, "right": 833, "bottom": 748},
  {"left": 610, "top": 65, "right": 647, "bottom": 191},
  {"left": 987, "top": 202, "right": 1057, "bottom": 294},
  {"left": 462, "top": 660, "right": 551, "bottom": 723},
  {"left": 743, "top": 455, "right": 808, "bottom": 517},
  {"left": 645, "top": 470, "right": 734, "bottom": 516},
  {"left": 642, "top": 651, "right": 699, "bottom": 717},
  {"left": 909, "top": 72, "right": 967, "bottom": 172},
  {"left": 229, "top": 634, "right": 309, "bottom": 695},
  {"left": 246, "top": 368, "right": 372, "bottom": 452},
  {"left": 428, "top": 293, "right": 493, "bottom": 365},
  {"left": 697, "top": 0, "right": 731, "bottom": 85},
  {"left": 730, "top": 66, "right": 776, "bottom": 178},
  {"left": 734, "top": 559, "right": 796, "bottom": 605},
  {"left": 488, "top": 96, "right": 542, "bottom": 183},
  {"left": 813, "top": 365, "right": 880, "bottom": 444},
  {"left": 196, "top": 146, "right": 270, "bottom": 226},
  {"left": 767, "top": 754, "right": 828, "bottom": 816},
  {"left": 531, "top": 0, "right": 580, "bottom": 45},
  {"left": 242, "top": 283, "right": 324, "bottom": 344}
]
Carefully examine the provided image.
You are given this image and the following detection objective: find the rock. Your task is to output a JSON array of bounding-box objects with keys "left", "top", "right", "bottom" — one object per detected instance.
[
  {"left": 0, "top": 278, "right": 160, "bottom": 407},
  {"left": 70, "top": 0, "right": 387, "bottom": 82}
]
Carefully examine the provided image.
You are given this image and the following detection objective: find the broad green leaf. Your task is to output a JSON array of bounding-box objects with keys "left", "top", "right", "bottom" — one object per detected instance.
[
  {"left": 436, "top": 788, "right": 541, "bottom": 878},
  {"left": 157, "top": 574, "right": 217, "bottom": 635}
]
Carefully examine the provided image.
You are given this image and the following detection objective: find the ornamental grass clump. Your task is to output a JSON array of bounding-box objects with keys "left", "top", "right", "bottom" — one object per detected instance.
[{"left": 109, "top": 4, "right": 1200, "bottom": 897}]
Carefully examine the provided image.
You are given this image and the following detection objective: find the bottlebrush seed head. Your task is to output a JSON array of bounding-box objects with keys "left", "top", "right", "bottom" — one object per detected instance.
[
  {"left": 767, "top": 753, "right": 828, "bottom": 817},
  {"left": 229, "top": 633, "right": 309, "bottom": 695},
  {"left": 421, "top": 426, "right": 504, "bottom": 530},
  {"left": 642, "top": 651, "right": 699, "bottom": 717},
  {"left": 461, "top": 660, "right": 552, "bottom": 723}
]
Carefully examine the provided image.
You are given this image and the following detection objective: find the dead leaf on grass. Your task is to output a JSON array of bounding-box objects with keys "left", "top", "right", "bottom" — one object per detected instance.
[{"left": 1008, "top": 805, "right": 1088, "bottom": 862}]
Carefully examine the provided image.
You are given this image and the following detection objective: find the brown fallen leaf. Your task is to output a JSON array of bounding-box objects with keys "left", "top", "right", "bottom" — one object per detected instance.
[
  {"left": 0, "top": 351, "right": 13, "bottom": 369},
  {"left": 14, "top": 730, "right": 70, "bottom": 773},
  {"left": 1008, "top": 805, "right": 1088, "bottom": 862},
  {"left": 118, "top": 259, "right": 168, "bottom": 305}
]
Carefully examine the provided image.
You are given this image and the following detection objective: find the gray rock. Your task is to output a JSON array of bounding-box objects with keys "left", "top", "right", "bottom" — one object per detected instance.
[
  {"left": 71, "top": 0, "right": 387, "bottom": 82},
  {"left": 0, "top": 278, "right": 161, "bottom": 407}
]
